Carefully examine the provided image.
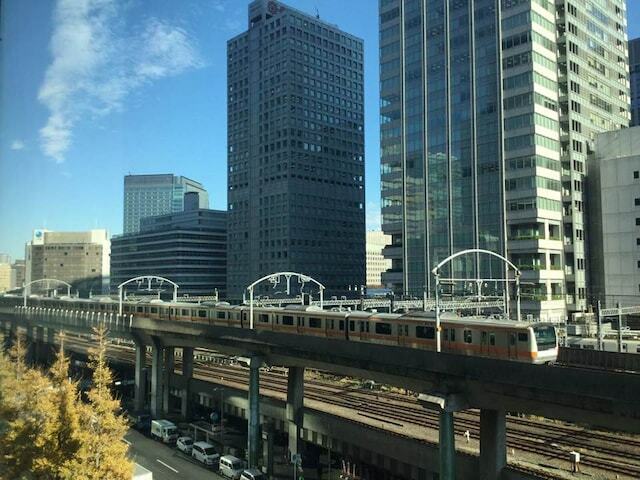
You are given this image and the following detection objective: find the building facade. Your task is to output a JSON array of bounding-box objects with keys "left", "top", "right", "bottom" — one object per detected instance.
[
  {"left": 0, "top": 264, "right": 11, "bottom": 293},
  {"left": 226, "top": 0, "right": 365, "bottom": 300},
  {"left": 366, "top": 231, "right": 392, "bottom": 288},
  {"left": 111, "top": 208, "right": 227, "bottom": 298},
  {"left": 25, "top": 229, "right": 110, "bottom": 297},
  {"left": 587, "top": 127, "right": 640, "bottom": 307},
  {"left": 379, "top": 0, "right": 629, "bottom": 321},
  {"left": 631, "top": 38, "right": 640, "bottom": 127},
  {"left": 10, "top": 260, "right": 25, "bottom": 290},
  {"left": 123, "top": 174, "right": 209, "bottom": 234}
]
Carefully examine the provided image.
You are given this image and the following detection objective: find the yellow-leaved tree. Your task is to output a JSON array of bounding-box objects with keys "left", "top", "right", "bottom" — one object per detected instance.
[{"left": 63, "top": 324, "right": 133, "bottom": 479}]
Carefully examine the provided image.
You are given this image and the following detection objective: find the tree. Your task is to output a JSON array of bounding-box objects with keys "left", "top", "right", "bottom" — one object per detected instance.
[{"left": 63, "top": 324, "right": 133, "bottom": 479}]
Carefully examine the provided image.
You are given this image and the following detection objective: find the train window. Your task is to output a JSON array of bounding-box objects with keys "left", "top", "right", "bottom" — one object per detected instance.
[
  {"left": 259, "top": 314, "right": 269, "bottom": 323},
  {"left": 489, "top": 333, "right": 496, "bottom": 346},
  {"left": 463, "top": 330, "right": 473, "bottom": 344},
  {"left": 150, "top": 307, "right": 158, "bottom": 314},
  {"left": 450, "top": 329, "right": 456, "bottom": 342},
  {"left": 298, "top": 317, "right": 303, "bottom": 326},
  {"left": 309, "top": 317, "right": 322, "bottom": 328},
  {"left": 403, "top": 325, "right": 408, "bottom": 336},
  {"left": 481, "top": 331, "right": 487, "bottom": 344},
  {"left": 509, "top": 333, "right": 516, "bottom": 346},
  {"left": 137, "top": 306, "right": 144, "bottom": 313},
  {"left": 416, "top": 326, "right": 435, "bottom": 339},
  {"left": 124, "top": 306, "right": 130, "bottom": 313},
  {"left": 100, "top": 304, "right": 106, "bottom": 310},
  {"left": 376, "top": 323, "right": 392, "bottom": 335},
  {"left": 359, "top": 321, "right": 365, "bottom": 332},
  {"left": 181, "top": 309, "right": 189, "bottom": 316},
  {"left": 217, "top": 311, "right": 225, "bottom": 319},
  {"left": 329, "top": 319, "right": 335, "bottom": 329},
  {"left": 443, "top": 329, "right": 449, "bottom": 341},
  {"left": 282, "top": 315, "right": 294, "bottom": 326},
  {"left": 339, "top": 320, "right": 345, "bottom": 331},
  {"left": 623, "top": 344, "right": 627, "bottom": 351},
  {"left": 349, "top": 321, "right": 355, "bottom": 332},
  {"left": 636, "top": 346, "right": 640, "bottom": 353},
  {"left": 517, "top": 333, "right": 528, "bottom": 342},
  {"left": 198, "top": 310, "right": 207, "bottom": 318}
]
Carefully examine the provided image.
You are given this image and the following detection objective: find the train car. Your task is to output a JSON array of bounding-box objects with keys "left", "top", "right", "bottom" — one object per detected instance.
[
  {"left": 566, "top": 336, "right": 640, "bottom": 354},
  {"left": 0, "top": 294, "right": 558, "bottom": 364}
]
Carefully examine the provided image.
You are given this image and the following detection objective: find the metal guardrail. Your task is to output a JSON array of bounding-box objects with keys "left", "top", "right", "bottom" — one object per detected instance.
[
  {"left": 601, "top": 305, "right": 640, "bottom": 317},
  {"left": 558, "top": 346, "right": 640, "bottom": 372}
]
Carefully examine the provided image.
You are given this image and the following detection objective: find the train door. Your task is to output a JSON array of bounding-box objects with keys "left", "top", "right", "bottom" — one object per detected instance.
[
  {"left": 349, "top": 318, "right": 360, "bottom": 341},
  {"left": 480, "top": 331, "right": 488, "bottom": 357},
  {"left": 508, "top": 332, "right": 518, "bottom": 360}
]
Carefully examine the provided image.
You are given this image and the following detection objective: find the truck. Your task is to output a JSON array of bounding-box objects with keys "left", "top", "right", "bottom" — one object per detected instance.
[
  {"left": 128, "top": 412, "right": 151, "bottom": 434},
  {"left": 150, "top": 419, "right": 178, "bottom": 444}
]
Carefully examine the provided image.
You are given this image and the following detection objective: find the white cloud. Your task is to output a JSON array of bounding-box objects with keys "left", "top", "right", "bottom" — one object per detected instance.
[
  {"left": 38, "top": 0, "right": 204, "bottom": 163},
  {"left": 366, "top": 201, "right": 382, "bottom": 231},
  {"left": 10, "top": 140, "right": 25, "bottom": 150}
]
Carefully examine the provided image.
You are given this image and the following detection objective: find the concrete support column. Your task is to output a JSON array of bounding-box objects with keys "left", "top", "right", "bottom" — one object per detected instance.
[
  {"left": 45, "top": 327, "right": 55, "bottom": 363},
  {"left": 162, "top": 347, "right": 174, "bottom": 415},
  {"left": 286, "top": 366, "right": 305, "bottom": 458},
  {"left": 34, "top": 326, "right": 44, "bottom": 363},
  {"left": 439, "top": 411, "right": 456, "bottom": 480},
  {"left": 134, "top": 342, "right": 147, "bottom": 412},
  {"left": 181, "top": 347, "right": 194, "bottom": 419},
  {"left": 248, "top": 356, "right": 262, "bottom": 468},
  {"left": 479, "top": 409, "right": 506, "bottom": 480},
  {"left": 25, "top": 325, "right": 36, "bottom": 365},
  {"left": 150, "top": 339, "right": 163, "bottom": 418}
]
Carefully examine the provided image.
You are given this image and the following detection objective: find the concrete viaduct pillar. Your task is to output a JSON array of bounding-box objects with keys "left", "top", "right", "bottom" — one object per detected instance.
[
  {"left": 162, "top": 347, "right": 175, "bottom": 415},
  {"left": 439, "top": 411, "right": 456, "bottom": 480},
  {"left": 479, "top": 409, "right": 506, "bottom": 480},
  {"left": 181, "top": 347, "right": 194, "bottom": 419},
  {"left": 34, "top": 326, "right": 45, "bottom": 363},
  {"left": 134, "top": 341, "right": 147, "bottom": 412},
  {"left": 150, "top": 338, "right": 164, "bottom": 417},
  {"left": 247, "top": 356, "right": 262, "bottom": 468},
  {"left": 45, "top": 327, "right": 55, "bottom": 364},
  {"left": 286, "top": 366, "right": 305, "bottom": 458}
]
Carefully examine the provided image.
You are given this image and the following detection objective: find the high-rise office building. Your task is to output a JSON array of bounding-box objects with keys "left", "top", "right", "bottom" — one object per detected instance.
[
  {"left": 111, "top": 200, "right": 227, "bottom": 298},
  {"left": 366, "top": 231, "right": 392, "bottom": 288},
  {"left": 25, "top": 229, "right": 111, "bottom": 297},
  {"left": 123, "top": 174, "right": 209, "bottom": 234},
  {"left": 379, "top": 0, "right": 629, "bottom": 322},
  {"left": 10, "top": 260, "right": 25, "bottom": 290},
  {"left": 587, "top": 127, "right": 640, "bottom": 307},
  {"left": 226, "top": 0, "right": 365, "bottom": 300},
  {"left": 631, "top": 38, "right": 640, "bottom": 127}
]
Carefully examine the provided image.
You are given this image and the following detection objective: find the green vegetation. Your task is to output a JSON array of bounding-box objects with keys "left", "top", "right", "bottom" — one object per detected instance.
[{"left": 0, "top": 326, "right": 133, "bottom": 479}]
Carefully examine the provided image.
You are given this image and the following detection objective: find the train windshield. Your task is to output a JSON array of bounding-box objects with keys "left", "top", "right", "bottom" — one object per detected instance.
[{"left": 533, "top": 325, "right": 556, "bottom": 350}]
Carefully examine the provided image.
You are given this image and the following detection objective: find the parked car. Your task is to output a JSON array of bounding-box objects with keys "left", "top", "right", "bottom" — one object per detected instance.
[
  {"left": 219, "top": 455, "right": 245, "bottom": 479},
  {"left": 240, "top": 468, "right": 265, "bottom": 480},
  {"left": 192, "top": 441, "right": 220, "bottom": 467},
  {"left": 176, "top": 436, "right": 194, "bottom": 455}
]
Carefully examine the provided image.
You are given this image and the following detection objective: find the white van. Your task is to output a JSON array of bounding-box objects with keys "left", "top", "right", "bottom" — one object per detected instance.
[
  {"left": 191, "top": 442, "right": 220, "bottom": 467},
  {"left": 219, "top": 455, "right": 245, "bottom": 479},
  {"left": 240, "top": 468, "right": 265, "bottom": 480}
]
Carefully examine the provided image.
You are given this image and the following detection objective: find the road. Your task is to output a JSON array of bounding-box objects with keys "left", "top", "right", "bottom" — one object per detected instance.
[{"left": 126, "top": 429, "right": 222, "bottom": 480}]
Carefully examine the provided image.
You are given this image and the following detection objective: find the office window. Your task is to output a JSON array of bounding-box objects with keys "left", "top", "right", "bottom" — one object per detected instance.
[
  {"left": 634, "top": 171, "right": 639, "bottom": 179},
  {"left": 635, "top": 198, "right": 640, "bottom": 206}
]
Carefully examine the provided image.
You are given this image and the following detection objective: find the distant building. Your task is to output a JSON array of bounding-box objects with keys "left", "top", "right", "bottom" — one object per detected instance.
[
  {"left": 123, "top": 174, "right": 209, "bottom": 234},
  {"left": 366, "top": 231, "right": 391, "bottom": 288},
  {"left": 631, "top": 38, "right": 640, "bottom": 127},
  {"left": 0, "top": 254, "right": 11, "bottom": 264},
  {"left": 0, "top": 263, "right": 11, "bottom": 293},
  {"left": 11, "top": 260, "right": 25, "bottom": 290},
  {"left": 587, "top": 127, "right": 640, "bottom": 307},
  {"left": 25, "top": 229, "right": 110, "bottom": 297},
  {"left": 111, "top": 197, "right": 227, "bottom": 297},
  {"left": 226, "top": 0, "right": 365, "bottom": 300}
]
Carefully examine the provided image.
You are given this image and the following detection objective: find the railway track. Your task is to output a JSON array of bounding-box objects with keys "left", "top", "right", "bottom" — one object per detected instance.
[{"left": 62, "top": 336, "right": 640, "bottom": 479}]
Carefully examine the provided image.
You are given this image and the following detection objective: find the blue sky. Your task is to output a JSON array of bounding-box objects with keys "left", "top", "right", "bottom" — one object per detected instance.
[{"left": 0, "top": 0, "right": 639, "bottom": 261}]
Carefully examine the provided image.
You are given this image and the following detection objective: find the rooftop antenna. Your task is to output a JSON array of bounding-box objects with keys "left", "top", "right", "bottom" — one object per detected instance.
[{"left": 315, "top": 6, "right": 320, "bottom": 19}]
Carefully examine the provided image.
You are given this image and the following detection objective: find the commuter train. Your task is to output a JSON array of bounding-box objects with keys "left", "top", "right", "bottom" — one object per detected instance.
[{"left": 0, "top": 295, "right": 558, "bottom": 364}]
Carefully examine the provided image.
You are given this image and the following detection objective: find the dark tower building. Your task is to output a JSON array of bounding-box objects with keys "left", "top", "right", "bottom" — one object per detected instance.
[{"left": 226, "top": 0, "right": 365, "bottom": 300}]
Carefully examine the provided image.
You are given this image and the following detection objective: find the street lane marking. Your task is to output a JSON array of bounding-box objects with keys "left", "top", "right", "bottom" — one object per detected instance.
[{"left": 156, "top": 459, "right": 179, "bottom": 473}]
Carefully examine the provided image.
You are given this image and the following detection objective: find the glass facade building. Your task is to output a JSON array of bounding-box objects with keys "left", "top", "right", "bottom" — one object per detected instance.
[
  {"left": 631, "top": 37, "right": 640, "bottom": 127},
  {"left": 123, "top": 174, "right": 209, "bottom": 234},
  {"left": 380, "top": 0, "right": 629, "bottom": 321},
  {"left": 226, "top": 0, "right": 365, "bottom": 300}
]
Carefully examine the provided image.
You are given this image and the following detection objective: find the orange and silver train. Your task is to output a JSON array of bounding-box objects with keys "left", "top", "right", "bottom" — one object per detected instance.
[{"left": 1, "top": 295, "right": 558, "bottom": 364}]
